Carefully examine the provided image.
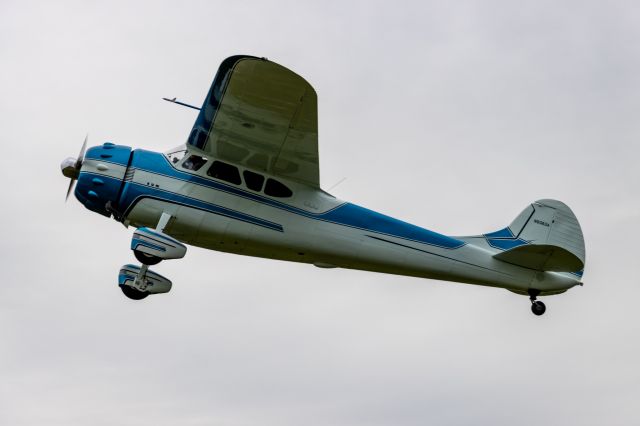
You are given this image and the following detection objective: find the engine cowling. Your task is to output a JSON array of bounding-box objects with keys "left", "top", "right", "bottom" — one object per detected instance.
[{"left": 75, "top": 142, "right": 132, "bottom": 217}]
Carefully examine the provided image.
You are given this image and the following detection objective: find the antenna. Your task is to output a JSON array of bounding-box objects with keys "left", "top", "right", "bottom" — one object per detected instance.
[
  {"left": 327, "top": 177, "right": 347, "bottom": 192},
  {"left": 162, "top": 97, "right": 201, "bottom": 111}
]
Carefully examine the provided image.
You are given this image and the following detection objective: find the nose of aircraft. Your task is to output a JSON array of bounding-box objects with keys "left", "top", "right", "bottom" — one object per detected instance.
[
  {"left": 60, "top": 157, "right": 79, "bottom": 179},
  {"left": 67, "top": 141, "right": 133, "bottom": 218},
  {"left": 60, "top": 135, "right": 88, "bottom": 200}
]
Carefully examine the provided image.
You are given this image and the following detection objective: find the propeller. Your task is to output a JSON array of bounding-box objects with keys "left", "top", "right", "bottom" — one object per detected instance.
[{"left": 61, "top": 134, "right": 88, "bottom": 201}]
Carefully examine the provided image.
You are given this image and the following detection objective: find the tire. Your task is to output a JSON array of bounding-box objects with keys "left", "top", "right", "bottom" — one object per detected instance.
[
  {"left": 531, "top": 301, "right": 546, "bottom": 316},
  {"left": 120, "top": 285, "right": 149, "bottom": 300},
  {"left": 134, "top": 249, "right": 162, "bottom": 265}
]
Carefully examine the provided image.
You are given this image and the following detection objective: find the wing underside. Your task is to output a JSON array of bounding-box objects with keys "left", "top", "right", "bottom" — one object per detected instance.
[{"left": 187, "top": 55, "right": 319, "bottom": 187}]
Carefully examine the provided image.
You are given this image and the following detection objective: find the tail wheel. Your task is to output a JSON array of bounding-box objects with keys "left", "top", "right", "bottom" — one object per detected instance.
[
  {"left": 134, "top": 250, "right": 162, "bottom": 265},
  {"left": 531, "top": 301, "right": 546, "bottom": 316},
  {"left": 120, "top": 285, "right": 149, "bottom": 300}
]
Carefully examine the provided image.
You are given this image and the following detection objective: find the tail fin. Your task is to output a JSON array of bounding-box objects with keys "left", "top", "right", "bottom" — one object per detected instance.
[{"left": 488, "top": 199, "right": 585, "bottom": 273}]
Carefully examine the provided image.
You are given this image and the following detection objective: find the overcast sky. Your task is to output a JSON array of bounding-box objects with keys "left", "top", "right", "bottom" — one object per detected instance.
[{"left": 1, "top": 0, "right": 639, "bottom": 425}]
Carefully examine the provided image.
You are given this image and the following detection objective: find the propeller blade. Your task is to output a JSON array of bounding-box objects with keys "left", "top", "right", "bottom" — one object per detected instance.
[
  {"left": 75, "top": 134, "right": 88, "bottom": 169},
  {"left": 64, "top": 134, "right": 87, "bottom": 201},
  {"left": 65, "top": 178, "right": 76, "bottom": 201}
]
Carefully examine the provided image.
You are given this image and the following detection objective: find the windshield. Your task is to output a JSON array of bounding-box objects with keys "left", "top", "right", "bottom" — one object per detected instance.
[{"left": 165, "top": 146, "right": 187, "bottom": 164}]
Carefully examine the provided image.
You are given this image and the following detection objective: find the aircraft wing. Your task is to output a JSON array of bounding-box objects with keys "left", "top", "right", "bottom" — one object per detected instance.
[{"left": 187, "top": 55, "right": 319, "bottom": 187}]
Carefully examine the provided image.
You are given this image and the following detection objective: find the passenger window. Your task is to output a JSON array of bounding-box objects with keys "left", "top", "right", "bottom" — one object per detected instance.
[
  {"left": 207, "top": 161, "right": 242, "bottom": 185},
  {"left": 264, "top": 178, "right": 293, "bottom": 198},
  {"left": 243, "top": 170, "right": 265, "bottom": 192},
  {"left": 182, "top": 155, "right": 207, "bottom": 171}
]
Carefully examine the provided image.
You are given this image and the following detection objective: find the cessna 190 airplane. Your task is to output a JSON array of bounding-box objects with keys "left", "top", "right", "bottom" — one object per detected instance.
[{"left": 61, "top": 55, "right": 585, "bottom": 316}]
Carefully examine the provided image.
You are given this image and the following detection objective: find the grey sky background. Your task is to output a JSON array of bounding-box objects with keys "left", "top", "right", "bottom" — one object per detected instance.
[{"left": 1, "top": 0, "right": 639, "bottom": 425}]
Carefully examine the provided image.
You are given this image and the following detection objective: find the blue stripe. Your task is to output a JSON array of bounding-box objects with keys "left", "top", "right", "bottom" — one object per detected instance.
[
  {"left": 484, "top": 227, "right": 531, "bottom": 251},
  {"left": 129, "top": 149, "right": 322, "bottom": 215},
  {"left": 131, "top": 238, "right": 167, "bottom": 252},
  {"left": 119, "top": 273, "right": 135, "bottom": 286},
  {"left": 122, "top": 182, "right": 284, "bottom": 232},
  {"left": 122, "top": 150, "right": 466, "bottom": 250},
  {"left": 484, "top": 227, "right": 514, "bottom": 239},
  {"left": 320, "top": 204, "right": 465, "bottom": 249},
  {"left": 137, "top": 228, "right": 186, "bottom": 247},
  {"left": 487, "top": 238, "right": 529, "bottom": 250}
]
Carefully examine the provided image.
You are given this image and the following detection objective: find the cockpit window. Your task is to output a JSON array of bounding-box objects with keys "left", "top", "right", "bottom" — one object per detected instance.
[
  {"left": 166, "top": 149, "right": 187, "bottom": 164},
  {"left": 264, "top": 178, "right": 293, "bottom": 198},
  {"left": 182, "top": 155, "right": 208, "bottom": 171},
  {"left": 207, "top": 161, "right": 242, "bottom": 185},
  {"left": 243, "top": 170, "right": 265, "bottom": 192}
]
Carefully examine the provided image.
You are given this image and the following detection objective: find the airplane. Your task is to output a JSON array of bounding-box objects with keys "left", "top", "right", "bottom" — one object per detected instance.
[{"left": 60, "top": 55, "right": 585, "bottom": 316}]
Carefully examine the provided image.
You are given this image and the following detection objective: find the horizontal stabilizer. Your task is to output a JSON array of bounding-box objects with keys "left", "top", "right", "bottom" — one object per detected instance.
[{"left": 493, "top": 244, "right": 583, "bottom": 272}]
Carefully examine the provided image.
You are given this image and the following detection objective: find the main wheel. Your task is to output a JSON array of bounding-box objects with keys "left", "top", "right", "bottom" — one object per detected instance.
[
  {"left": 531, "top": 300, "right": 546, "bottom": 316},
  {"left": 120, "top": 285, "right": 149, "bottom": 300},
  {"left": 134, "top": 249, "right": 162, "bottom": 265}
]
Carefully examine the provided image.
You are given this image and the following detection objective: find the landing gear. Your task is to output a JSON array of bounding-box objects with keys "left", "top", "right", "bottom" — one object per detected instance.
[
  {"left": 528, "top": 289, "right": 546, "bottom": 316},
  {"left": 120, "top": 284, "right": 149, "bottom": 300},
  {"left": 118, "top": 264, "right": 172, "bottom": 299},
  {"left": 119, "top": 213, "right": 186, "bottom": 300},
  {"left": 531, "top": 300, "right": 546, "bottom": 316},
  {"left": 134, "top": 249, "right": 162, "bottom": 265}
]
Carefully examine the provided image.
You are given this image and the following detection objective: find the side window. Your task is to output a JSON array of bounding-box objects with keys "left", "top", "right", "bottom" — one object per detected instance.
[
  {"left": 243, "top": 170, "right": 265, "bottom": 192},
  {"left": 182, "top": 155, "right": 207, "bottom": 171},
  {"left": 207, "top": 161, "right": 242, "bottom": 185},
  {"left": 264, "top": 178, "right": 293, "bottom": 198}
]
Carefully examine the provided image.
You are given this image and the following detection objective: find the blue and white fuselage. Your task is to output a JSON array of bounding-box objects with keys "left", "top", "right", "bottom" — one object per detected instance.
[{"left": 75, "top": 143, "right": 582, "bottom": 299}]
